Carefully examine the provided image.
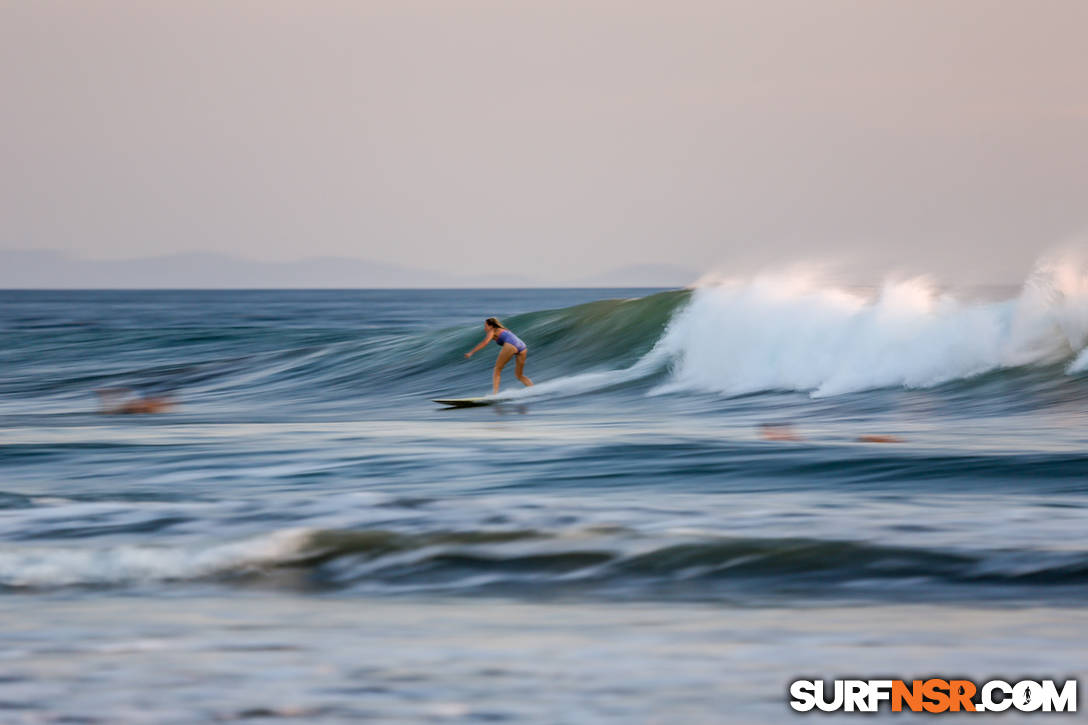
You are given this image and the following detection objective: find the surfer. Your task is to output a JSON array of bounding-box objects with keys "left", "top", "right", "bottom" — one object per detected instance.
[{"left": 464, "top": 317, "right": 534, "bottom": 394}]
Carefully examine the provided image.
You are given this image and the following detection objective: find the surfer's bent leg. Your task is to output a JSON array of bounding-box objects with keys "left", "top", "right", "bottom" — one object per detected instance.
[
  {"left": 493, "top": 344, "right": 517, "bottom": 393},
  {"left": 515, "top": 350, "right": 532, "bottom": 387}
]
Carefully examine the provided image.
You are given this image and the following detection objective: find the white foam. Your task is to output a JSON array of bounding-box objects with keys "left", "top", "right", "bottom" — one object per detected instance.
[
  {"left": 0, "top": 529, "right": 311, "bottom": 588},
  {"left": 654, "top": 254, "right": 1088, "bottom": 397},
  {"left": 493, "top": 348, "right": 667, "bottom": 403}
]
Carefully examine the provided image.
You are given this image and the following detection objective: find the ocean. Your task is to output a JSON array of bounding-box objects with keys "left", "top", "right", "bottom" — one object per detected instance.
[{"left": 2, "top": 268, "right": 1087, "bottom": 722}]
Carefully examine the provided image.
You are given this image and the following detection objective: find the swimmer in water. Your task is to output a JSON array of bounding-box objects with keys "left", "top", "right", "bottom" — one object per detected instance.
[
  {"left": 464, "top": 317, "right": 534, "bottom": 394},
  {"left": 95, "top": 388, "right": 174, "bottom": 414}
]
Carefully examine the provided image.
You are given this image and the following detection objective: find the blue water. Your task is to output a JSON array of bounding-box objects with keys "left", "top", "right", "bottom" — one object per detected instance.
[{"left": 2, "top": 285, "right": 1087, "bottom": 723}]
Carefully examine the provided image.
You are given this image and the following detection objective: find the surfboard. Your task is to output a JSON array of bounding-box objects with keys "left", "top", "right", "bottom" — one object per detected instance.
[{"left": 433, "top": 397, "right": 494, "bottom": 408}]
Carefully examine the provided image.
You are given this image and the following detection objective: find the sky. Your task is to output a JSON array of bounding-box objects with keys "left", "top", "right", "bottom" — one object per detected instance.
[{"left": 2, "top": 0, "right": 1086, "bottom": 286}]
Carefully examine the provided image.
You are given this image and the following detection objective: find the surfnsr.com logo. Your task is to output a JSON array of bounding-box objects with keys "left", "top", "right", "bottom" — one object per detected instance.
[{"left": 789, "top": 679, "right": 1077, "bottom": 713}]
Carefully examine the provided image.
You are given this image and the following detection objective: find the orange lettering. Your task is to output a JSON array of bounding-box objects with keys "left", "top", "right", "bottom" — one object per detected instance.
[
  {"left": 922, "top": 679, "right": 951, "bottom": 713},
  {"left": 892, "top": 680, "right": 924, "bottom": 712},
  {"left": 948, "top": 680, "right": 976, "bottom": 712}
]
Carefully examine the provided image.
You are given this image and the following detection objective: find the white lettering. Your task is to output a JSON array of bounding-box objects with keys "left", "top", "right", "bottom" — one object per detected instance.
[
  {"left": 789, "top": 680, "right": 816, "bottom": 712},
  {"left": 981, "top": 680, "right": 1012, "bottom": 712},
  {"left": 1041, "top": 680, "right": 1077, "bottom": 713}
]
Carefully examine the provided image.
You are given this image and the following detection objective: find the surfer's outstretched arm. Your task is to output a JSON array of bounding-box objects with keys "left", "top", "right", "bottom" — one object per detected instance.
[{"left": 465, "top": 331, "right": 494, "bottom": 358}]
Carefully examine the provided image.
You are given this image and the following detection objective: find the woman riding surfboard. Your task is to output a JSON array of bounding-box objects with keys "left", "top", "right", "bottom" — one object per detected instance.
[{"left": 465, "top": 317, "right": 534, "bottom": 394}]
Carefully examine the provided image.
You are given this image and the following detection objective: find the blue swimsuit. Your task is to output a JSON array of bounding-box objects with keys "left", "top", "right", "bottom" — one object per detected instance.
[{"left": 494, "top": 329, "right": 527, "bottom": 352}]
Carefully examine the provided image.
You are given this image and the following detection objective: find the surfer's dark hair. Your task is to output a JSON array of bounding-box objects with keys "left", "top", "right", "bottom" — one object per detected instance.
[{"left": 485, "top": 317, "right": 505, "bottom": 329}]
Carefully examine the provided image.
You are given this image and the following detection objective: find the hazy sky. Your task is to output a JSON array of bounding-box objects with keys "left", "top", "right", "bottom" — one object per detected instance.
[{"left": 2, "top": 1, "right": 1086, "bottom": 284}]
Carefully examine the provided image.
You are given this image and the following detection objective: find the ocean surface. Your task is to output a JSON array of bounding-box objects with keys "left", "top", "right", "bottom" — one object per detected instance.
[{"left": 2, "top": 268, "right": 1088, "bottom": 723}]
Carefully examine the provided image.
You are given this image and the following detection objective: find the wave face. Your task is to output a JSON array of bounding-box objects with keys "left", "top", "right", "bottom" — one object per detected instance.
[{"left": 0, "top": 288, "right": 688, "bottom": 416}]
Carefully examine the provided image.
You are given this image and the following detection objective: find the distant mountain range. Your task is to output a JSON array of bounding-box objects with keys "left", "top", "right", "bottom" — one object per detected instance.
[{"left": 0, "top": 250, "right": 695, "bottom": 288}]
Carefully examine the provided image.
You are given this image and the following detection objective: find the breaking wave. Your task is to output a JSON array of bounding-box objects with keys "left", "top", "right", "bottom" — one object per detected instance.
[
  {"left": 651, "top": 255, "right": 1088, "bottom": 398},
  {"left": 2, "top": 526, "right": 1087, "bottom": 600},
  {"left": 502, "top": 252, "right": 1088, "bottom": 403}
]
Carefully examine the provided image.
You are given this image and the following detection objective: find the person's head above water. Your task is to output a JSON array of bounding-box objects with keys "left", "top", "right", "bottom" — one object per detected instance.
[{"left": 485, "top": 317, "right": 505, "bottom": 331}]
